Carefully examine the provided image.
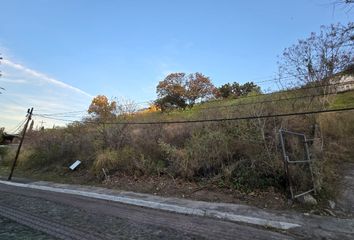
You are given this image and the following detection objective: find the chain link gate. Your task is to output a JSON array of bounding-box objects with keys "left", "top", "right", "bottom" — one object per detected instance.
[{"left": 279, "top": 129, "right": 316, "bottom": 199}]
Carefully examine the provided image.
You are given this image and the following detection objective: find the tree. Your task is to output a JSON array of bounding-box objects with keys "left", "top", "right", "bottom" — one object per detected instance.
[
  {"left": 241, "top": 82, "right": 261, "bottom": 96},
  {"left": 217, "top": 82, "right": 261, "bottom": 99},
  {"left": 155, "top": 95, "right": 187, "bottom": 111},
  {"left": 156, "top": 73, "right": 187, "bottom": 99},
  {"left": 186, "top": 73, "right": 216, "bottom": 106},
  {"left": 333, "top": 0, "right": 354, "bottom": 11},
  {"left": 88, "top": 95, "right": 117, "bottom": 121},
  {"left": 278, "top": 23, "right": 353, "bottom": 87},
  {"left": 155, "top": 72, "right": 216, "bottom": 110},
  {"left": 217, "top": 83, "right": 233, "bottom": 98},
  {"left": 155, "top": 73, "right": 187, "bottom": 111},
  {"left": 114, "top": 97, "right": 137, "bottom": 116}
]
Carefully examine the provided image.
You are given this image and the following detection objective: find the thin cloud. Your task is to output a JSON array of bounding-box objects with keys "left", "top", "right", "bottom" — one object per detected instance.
[
  {"left": 3, "top": 59, "right": 93, "bottom": 98},
  {"left": 0, "top": 78, "right": 28, "bottom": 84}
]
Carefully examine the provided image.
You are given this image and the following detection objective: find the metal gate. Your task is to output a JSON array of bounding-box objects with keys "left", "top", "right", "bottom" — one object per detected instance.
[{"left": 279, "top": 129, "right": 316, "bottom": 199}]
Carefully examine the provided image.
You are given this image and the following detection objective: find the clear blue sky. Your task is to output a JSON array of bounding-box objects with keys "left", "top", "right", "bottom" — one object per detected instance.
[{"left": 0, "top": 0, "right": 352, "bottom": 130}]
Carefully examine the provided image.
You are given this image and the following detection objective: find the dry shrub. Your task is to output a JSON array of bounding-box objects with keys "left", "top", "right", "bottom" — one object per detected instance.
[
  {"left": 158, "top": 140, "right": 190, "bottom": 177},
  {"left": 93, "top": 147, "right": 139, "bottom": 175},
  {"left": 185, "top": 130, "right": 233, "bottom": 177},
  {"left": 310, "top": 112, "right": 354, "bottom": 198},
  {"left": 93, "top": 146, "right": 166, "bottom": 177},
  {"left": 159, "top": 125, "right": 285, "bottom": 190}
]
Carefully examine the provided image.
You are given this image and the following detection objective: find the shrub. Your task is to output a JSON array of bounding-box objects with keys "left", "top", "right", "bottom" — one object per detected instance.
[{"left": 93, "top": 147, "right": 148, "bottom": 176}]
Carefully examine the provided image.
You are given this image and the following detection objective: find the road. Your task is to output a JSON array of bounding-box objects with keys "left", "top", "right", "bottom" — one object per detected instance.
[
  {"left": 338, "top": 163, "right": 354, "bottom": 216},
  {"left": 0, "top": 182, "right": 296, "bottom": 240}
]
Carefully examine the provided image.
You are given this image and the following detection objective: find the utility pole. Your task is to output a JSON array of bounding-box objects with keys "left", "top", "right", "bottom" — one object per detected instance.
[{"left": 8, "top": 107, "right": 34, "bottom": 181}]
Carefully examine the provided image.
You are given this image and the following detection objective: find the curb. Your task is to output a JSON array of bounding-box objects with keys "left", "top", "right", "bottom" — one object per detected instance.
[{"left": 0, "top": 180, "right": 301, "bottom": 230}]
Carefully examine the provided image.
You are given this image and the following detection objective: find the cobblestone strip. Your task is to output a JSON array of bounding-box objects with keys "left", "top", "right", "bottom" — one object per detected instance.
[{"left": 0, "top": 204, "right": 113, "bottom": 240}]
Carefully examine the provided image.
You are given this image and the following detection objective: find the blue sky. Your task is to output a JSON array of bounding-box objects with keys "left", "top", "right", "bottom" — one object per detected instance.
[{"left": 0, "top": 0, "right": 352, "bottom": 130}]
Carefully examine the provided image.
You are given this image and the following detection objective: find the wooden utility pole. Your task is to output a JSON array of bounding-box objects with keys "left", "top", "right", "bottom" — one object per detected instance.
[{"left": 8, "top": 107, "right": 34, "bottom": 181}]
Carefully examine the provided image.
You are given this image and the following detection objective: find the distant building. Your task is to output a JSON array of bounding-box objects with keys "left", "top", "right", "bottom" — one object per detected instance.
[
  {"left": 330, "top": 65, "right": 354, "bottom": 93},
  {"left": 1, "top": 133, "right": 19, "bottom": 145},
  {"left": 330, "top": 74, "right": 354, "bottom": 93}
]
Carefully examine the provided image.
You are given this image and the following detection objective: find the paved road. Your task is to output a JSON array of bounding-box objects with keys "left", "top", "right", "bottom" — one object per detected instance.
[
  {"left": 0, "top": 183, "right": 295, "bottom": 240},
  {"left": 0, "top": 215, "right": 56, "bottom": 240},
  {"left": 338, "top": 163, "right": 354, "bottom": 216}
]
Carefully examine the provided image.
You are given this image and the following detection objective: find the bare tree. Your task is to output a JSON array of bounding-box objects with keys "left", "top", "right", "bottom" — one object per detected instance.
[
  {"left": 331, "top": 0, "right": 354, "bottom": 13},
  {"left": 278, "top": 22, "right": 353, "bottom": 108},
  {"left": 278, "top": 23, "right": 353, "bottom": 88},
  {"left": 115, "top": 97, "right": 138, "bottom": 116},
  {"left": 333, "top": 0, "right": 354, "bottom": 6}
]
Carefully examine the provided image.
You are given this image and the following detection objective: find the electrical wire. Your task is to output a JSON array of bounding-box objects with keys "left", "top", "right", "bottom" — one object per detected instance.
[
  {"left": 31, "top": 74, "right": 300, "bottom": 117},
  {"left": 34, "top": 80, "right": 352, "bottom": 118},
  {"left": 8, "top": 118, "right": 27, "bottom": 134},
  {"left": 34, "top": 106, "right": 354, "bottom": 126}
]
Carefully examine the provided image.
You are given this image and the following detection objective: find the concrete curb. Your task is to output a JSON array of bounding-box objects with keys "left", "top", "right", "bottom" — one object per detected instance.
[{"left": 0, "top": 180, "right": 301, "bottom": 230}]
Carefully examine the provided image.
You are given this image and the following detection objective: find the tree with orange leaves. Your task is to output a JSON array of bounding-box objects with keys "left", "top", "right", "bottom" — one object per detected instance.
[{"left": 88, "top": 95, "right": 117, "bottom": 121}]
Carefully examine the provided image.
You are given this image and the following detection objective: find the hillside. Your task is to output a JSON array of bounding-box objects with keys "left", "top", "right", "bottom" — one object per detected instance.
[{"left": 1, "top": 89, "right": 354, "bottom": 210}]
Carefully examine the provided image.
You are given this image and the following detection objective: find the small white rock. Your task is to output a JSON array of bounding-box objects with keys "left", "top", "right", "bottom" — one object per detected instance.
[
  {"left": 328, "top": 200, "right": 336, "bottom": 209},
  {"left": 298, "top": 194, "right": 318, "bottom": 205}
]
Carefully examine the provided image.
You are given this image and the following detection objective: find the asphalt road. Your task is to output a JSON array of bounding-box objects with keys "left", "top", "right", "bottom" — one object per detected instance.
[{"left": 0, "top": 182, "right": 296, "bottom": 240}]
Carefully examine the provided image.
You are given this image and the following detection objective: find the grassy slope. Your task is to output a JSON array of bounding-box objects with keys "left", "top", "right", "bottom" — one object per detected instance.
[
  {"left": 331, "top": 90, "right": 354, "bottom": 109},
  {"left": 132, "top": 88, "right": 336, "bottom": 123}
]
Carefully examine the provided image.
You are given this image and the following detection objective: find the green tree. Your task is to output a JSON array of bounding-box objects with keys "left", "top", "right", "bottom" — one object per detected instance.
[
  {"left": 241, "top": 82, "right": 261, "bottom": 95},
  {"left": 155, "top": 95, "right": 187, "bottom": 111},
  {"left": 217, "top": 82, "right": 261, "bottom": 99},
  {"left": 217, "top": 83, "right": 232, "bottom": 98}
]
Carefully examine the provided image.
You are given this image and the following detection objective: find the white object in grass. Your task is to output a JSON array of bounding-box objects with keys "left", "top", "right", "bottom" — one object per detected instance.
[{"left": 69, "top": 160, "right": 81, "bottom": 170}]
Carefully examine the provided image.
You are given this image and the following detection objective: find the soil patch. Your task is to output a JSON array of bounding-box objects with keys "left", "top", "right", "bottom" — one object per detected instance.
[{"left": 103, "top": 173, "right": 289, "bottom": 210}]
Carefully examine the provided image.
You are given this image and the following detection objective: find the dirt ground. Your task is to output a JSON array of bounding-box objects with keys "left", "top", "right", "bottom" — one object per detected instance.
[
  {"left": 102, "top": 173, "right": 289, "bottom": 210},
  {"left": 336, "top": 163, "right": 354, "bottom": 217},
  {"left": 2, "top": 164, "right": 350, "bottom": 215}
]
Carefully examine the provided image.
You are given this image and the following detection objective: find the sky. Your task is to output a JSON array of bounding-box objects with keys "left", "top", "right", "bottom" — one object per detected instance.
[{"left": 0, "top": 0, "right": 353, "bottom": 131}]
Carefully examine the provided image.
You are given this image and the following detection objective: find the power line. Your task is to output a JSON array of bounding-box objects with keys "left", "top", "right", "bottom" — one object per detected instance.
[
  {"left": 196, "top": 89, "right": 346, "bottom": 111},
  {"left": 35, "top": 110, "right": 88, "bottom": 116},
  {"left": 34, "top": 106, "right": 354, "bottom": 126},
  {"left": 192, "top": 80, "right": 354, "bottom": 111},
  {"left": 35, "top": 80, "right": 351, "bottom": 118},
  {"left": 33, "top": 115, "right": 78, "bottom": 122},
  {"left": 8, "top": 118, "right": 27, "bottom": 134},
  {"left": 206, "top": 80, "right": 354, "bottom": 105},
  {"left": 32, "top": 75, "right": 300, "bottom": 117},
  {"left": 1, "top": 94, "right": 28, "bottom": 109}
]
